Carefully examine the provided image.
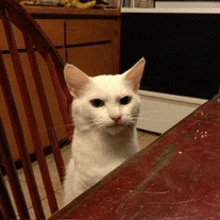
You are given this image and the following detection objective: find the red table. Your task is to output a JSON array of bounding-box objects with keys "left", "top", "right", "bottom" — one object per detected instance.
[{"left": 50, "top": 94, "right": 220, "bottom": 219}]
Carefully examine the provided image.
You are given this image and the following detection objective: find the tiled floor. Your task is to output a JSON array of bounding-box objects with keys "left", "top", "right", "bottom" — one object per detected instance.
[{"left": 4, "top": 129, "right": 160, "bottom": 219}]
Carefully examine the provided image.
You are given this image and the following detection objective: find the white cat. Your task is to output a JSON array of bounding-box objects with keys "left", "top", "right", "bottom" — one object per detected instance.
[{"left": 63, "top": 58, "right": 146, "bottom": 205}]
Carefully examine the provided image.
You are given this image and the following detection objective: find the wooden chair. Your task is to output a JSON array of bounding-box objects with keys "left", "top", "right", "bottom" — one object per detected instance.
[{"left": 0, "top": 0, "right": 73, "bottom": 219}]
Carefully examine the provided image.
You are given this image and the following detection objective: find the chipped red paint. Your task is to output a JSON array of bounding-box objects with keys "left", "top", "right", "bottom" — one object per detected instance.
[{"left": 51, "top": 94, "right": 220, "bottom": 220}]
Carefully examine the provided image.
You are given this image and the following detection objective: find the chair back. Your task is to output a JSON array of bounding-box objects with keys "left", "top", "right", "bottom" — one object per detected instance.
[{"left": 0, "top": 0, "right": 73, "bottom": 218}]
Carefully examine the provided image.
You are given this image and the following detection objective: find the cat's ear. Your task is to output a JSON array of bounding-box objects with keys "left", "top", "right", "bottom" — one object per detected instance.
[
  {"left": 123, "top": 58, "right": 146, "bottom": 92},
  {"left": 64, "top": 64, "right": 90, "bottom": 98}
]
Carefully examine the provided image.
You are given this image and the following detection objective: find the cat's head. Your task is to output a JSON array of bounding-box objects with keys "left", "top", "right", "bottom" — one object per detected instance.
[{"left": 64, "top": 58, "right": 145, "bottom": 135}]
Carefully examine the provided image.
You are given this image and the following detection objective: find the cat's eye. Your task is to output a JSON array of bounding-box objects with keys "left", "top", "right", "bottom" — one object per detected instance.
[
  {"left": 90, "top": 99, "right": 104, "bottom": 107},
  {"left": 120, "top": 96, "right": 132, "bottom": 105}
]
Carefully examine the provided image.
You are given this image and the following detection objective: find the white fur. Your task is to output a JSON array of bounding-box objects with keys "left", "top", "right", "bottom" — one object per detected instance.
[{"left": 63, "top": 58, "right": 145, "bottom": 205}]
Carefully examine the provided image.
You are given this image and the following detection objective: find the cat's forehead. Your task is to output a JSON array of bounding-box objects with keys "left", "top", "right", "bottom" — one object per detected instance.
[
  {"left": 93, "top": 74, "right": 121, "bottom": 85},
  {"left": 86, "top": 74, "right": 132, "bottom": 97}
]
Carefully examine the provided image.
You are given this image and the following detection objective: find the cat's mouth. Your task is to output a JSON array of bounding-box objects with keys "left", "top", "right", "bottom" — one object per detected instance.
[
  {"left": 104, "top": 123, "right": 126, "bottom": 135},
  {"left": 107, "top": 123, "right": 124, "bottom": 128}
]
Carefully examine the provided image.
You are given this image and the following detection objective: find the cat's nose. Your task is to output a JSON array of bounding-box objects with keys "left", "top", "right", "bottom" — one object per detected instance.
[{"left": 110, "top": 115, "right": 121, "bottom": 123}]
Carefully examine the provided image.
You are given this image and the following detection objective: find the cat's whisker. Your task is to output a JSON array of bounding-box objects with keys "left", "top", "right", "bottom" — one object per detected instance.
[
  {"left": 126, "top": 115, "right": 173, "bottom": 123},
  {"left": 37, "top": 124, "right": 74, "bottom": 135},
  {"left": 128, "top": 115, "right": 171, "bottom": 122},
  {"left": 137, "top": 117, "right": 173, "bottom": 122},
  {"left": 94, "top": 125, "right": 104, "bottom": 132},
  {"left": 140, "top": 110, "right": 161, "bottom": 114},
  {"left": 93, "top": 120, "right": 107, "bottom": 130},
  {"left": 79, "top": 120, "right": 104, "bottom": 132},
  {"left": 49, "top": 123, "right": 74, "bottom": 129}
]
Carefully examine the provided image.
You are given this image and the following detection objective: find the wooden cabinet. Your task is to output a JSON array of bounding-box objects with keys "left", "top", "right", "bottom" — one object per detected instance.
[
  {"left": 66, "top": 20, "right": 117, "bottom": 45},
  {"left": 65, "top": 19, "right": 120, "bottom": 76},
  {"left": 0, "top": 7, "right": 121, "bottom": 161},
  {"left": 67, "top": 44, "right": 117, "bottom": 76},
  {"left": 37, "top": 20, "right": 65, "bottom": 47},
  {"left": 33, "top": 9, "right": 121, "bottom": 77}
]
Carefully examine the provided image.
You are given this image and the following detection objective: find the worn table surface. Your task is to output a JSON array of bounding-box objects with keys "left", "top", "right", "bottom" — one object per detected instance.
[{"left": 50, "top": 94, "right": 220, "bottom": 220}]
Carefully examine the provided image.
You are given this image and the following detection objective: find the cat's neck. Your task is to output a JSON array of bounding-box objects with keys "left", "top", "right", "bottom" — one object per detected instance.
[
  {"left": 75, "top": 124, "right": 137, "bottom": 142},
  {"left": 73, "top": 124, "right": 139, "bottom": 159}
]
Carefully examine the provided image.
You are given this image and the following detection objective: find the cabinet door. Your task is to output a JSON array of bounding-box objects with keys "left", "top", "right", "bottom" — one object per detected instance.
[
  {"left": 67, "top": 44, "right": 118, "bottom": 77},
  {"left": 66, "top": 19, "right": 117, "bottom": 45},
  {"left": 36, "top": 20, "right": 65, "bottom": 47}
]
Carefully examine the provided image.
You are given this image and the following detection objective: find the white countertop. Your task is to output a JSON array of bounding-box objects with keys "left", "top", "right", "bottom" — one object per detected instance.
[{"left": 121, "top": 1, "right": 220, "bottom": 14}]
